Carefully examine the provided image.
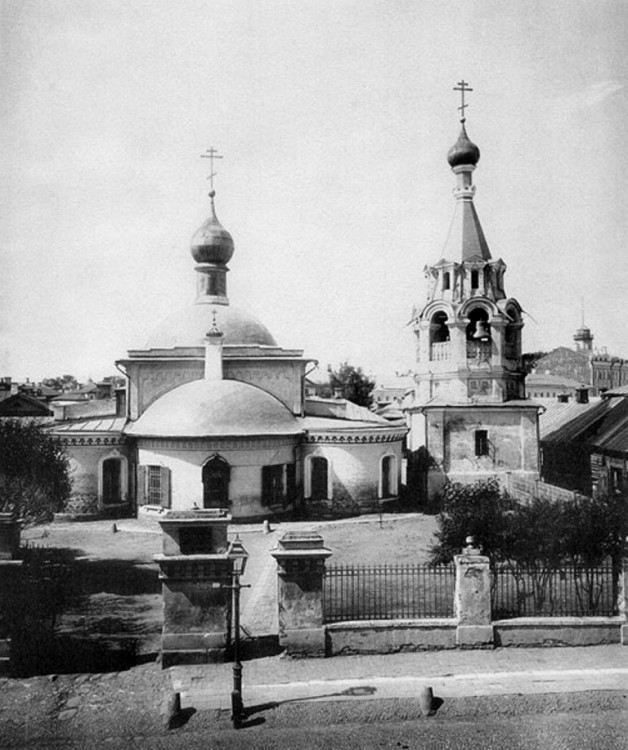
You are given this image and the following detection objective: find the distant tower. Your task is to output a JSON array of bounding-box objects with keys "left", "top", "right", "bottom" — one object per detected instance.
[
  {"left": 573, "top": 325, "right": 594, "bottom": 352},
  {"left": 406, "top": 82, "right": 540, "bottom": 501},
  {"left": 573, "top": 304, "right": 594, "bottom": 352}
]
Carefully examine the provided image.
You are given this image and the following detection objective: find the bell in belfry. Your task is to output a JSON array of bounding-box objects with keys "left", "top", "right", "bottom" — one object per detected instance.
[{"left": 472, "top": 321, "right": 490, "bottom": 341}]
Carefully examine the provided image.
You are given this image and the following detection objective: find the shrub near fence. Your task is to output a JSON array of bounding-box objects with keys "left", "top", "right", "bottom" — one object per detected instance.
[
  {"left": 323, "top": 563, "right": 455, "bottom": 623},
  {"left": 492, "top": 561, "right": 618, "bottom": 619}
]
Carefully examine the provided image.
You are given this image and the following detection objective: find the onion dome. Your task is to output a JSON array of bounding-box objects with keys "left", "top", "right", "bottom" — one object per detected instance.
[
  {"left": 447, "top": 123, "right": 480, "bottom": 168},
  {"left": 126, "top": 379, "right": 302, "bottom": 438},
  {"left": 191, "top": 191, "right": 234, "bottom": 264}
]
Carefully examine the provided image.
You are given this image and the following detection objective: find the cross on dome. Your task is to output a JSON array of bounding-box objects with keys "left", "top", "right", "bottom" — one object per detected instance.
[
  {"left": 453, "top": 80, "right": 473, "bottom": 123},
  {"left": 201, "top": 147, "right": 223, "bottom": 194}
]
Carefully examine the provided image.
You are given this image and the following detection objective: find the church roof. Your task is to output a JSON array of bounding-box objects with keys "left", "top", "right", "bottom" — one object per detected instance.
[
  {"left": 125, "top": 379, "right": 301, "bottom": 438},
  {"left": 441, "top": 199, "right": 491, "bottom": 262},
  {"left": 51, "top": 417, "right": 126, "bottom": 433},
  {"left": 304, "top": 397, "right": 389, "bottom": 423},
  {"left": 145, "top": 303, "right": 277, "bottom": 349}
]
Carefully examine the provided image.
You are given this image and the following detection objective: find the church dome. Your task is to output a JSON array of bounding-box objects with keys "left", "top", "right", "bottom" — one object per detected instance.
[
  {"left": 126, "top": 379, "right": 302, "bottom": 438},
  {"left": 447, "top": 123, "right": 480, "bottom": 168},
  {"left": 191, "top": 191, "right": 234, "bottom": 264},
  {"left": 145, "top": 303, "right": 277, "bottom": 348}
]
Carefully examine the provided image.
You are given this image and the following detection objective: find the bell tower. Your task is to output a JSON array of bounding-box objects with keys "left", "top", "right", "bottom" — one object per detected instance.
[
  {"left": 406, "top": 83, "right": 540, "bottom": 502},
  {"left": 413, "top": 82, "right": 525, "bottom": 404}
]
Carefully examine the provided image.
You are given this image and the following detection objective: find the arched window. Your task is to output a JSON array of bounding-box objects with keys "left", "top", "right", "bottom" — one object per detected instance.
[
  {"left": 380, "top": 455, "right": 397, "bottom": 498},
  {"left": 430, "top": 311, "right": 450, "bottom": 344},
  {"left": 310, "top": 457, "right": 329, "bottom": 500},
  {"left": 202, "top": 455, "right": 231, "bottom": 508},
  {"left": 102, "top": 458, "right": 122, "bottom": 505}
]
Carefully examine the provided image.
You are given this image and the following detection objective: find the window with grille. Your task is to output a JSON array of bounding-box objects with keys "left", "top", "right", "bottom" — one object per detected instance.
[
  {"left": 148, "top": 466, "right": 162, "bottom": 504},
  {"left": 138, "top": 465, "right": 171, "bottom": 508}
]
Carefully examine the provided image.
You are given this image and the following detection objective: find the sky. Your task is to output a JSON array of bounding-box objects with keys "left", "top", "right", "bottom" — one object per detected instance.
[{"left": 2, "top": 0, "right": 628, "bottom": 384}]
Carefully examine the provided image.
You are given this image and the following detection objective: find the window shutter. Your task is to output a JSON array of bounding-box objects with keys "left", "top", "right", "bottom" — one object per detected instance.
[
  {"left": 137, "top": 465, "right": 148, "bottom": 506},
  {"left": 160, "top": 466, "right": 171, "bottom": 508},
  {"left": 261, "top": 466, "right": 271, "bottom": 507}
]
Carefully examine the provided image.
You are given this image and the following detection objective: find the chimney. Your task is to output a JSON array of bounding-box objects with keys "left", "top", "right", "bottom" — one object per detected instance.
[
  {"left": 575, "top": 386, "right": 589, "bottom": 404},
  {"left": 333, "top": 387, "right": 343, "bottom": 400},
  {"left": 205, "top": 311, "right": 224, "bottom": 381}
]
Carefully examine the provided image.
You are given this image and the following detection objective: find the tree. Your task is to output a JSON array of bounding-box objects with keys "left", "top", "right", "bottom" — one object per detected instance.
[
  {"left": 521, "top": 351, "right": 549, "bottom": 375},
  {"left": 429, "top": 477, "right": 516, "bottom": 566},
  {"left": 42, "top": 374, "right": 80, "bottom": 392},
  {"left": 326, "top": 362, "right": 376, "bottom": 408},
  {"left": 0, "top": 420, "right": 71, "bottom": 524}
]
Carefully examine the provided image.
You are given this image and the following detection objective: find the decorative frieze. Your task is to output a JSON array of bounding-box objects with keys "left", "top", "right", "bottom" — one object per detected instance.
[
  {"left": 137, "top": 436, "right": 298, "bottom": 451},
  {"left": 58, "top": 435, "right": 126, "bottom": 447},
  {"left": 303, "top": 430, "right": 407, "bottom": 445}
]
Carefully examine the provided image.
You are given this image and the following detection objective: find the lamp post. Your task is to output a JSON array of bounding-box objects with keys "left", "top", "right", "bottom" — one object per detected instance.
[{"left": 227, "top": 535, "right": 249, "bottom": 728}]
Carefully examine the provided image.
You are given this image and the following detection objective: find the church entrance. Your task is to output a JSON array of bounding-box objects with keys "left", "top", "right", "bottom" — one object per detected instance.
[{"left": 202, "top": 455, "right": 230, "bottom": 508}]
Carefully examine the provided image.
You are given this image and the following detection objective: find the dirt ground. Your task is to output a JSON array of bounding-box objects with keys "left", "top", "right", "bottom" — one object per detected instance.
[{"left": 14, "top": 513, "right": 438, "bottom": 674}]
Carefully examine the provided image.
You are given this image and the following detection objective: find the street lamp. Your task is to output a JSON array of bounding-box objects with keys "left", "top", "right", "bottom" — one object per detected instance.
[{"left": 227, "top": 534, "right": 249, "bottom": 728}]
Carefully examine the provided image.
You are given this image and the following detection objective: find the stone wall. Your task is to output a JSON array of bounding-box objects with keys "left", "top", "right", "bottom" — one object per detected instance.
[{"left": 507, "top": 474, "right": 584, "bottom": 503}]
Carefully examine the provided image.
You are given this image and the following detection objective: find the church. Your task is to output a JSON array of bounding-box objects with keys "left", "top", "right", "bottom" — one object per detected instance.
[
  {"left": 405, "top": 84, "right": 541, "bottom": 501},
  {"left": 50, "top": 176, "right": 407, "bottom": 521}
]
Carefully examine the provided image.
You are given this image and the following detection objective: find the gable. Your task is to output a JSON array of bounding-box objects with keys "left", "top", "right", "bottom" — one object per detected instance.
[{"left": 0, "top": 394, "right": 53, "bottom": 417}]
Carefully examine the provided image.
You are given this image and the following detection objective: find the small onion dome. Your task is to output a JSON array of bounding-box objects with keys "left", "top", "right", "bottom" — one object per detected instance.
[
  {"left": 191, "top": 191, "right": 234, "bottom": 264},
  {"left": 447, "top": 123, "right": 480, "bottom": 168},
  {"left": 125, "top": 379, "right": 302, "bottom": 438}
]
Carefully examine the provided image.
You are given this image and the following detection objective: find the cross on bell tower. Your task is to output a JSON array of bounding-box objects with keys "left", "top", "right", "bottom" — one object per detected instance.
[{"left": 201, "top": 147, "right": 223, "bottom": 193}]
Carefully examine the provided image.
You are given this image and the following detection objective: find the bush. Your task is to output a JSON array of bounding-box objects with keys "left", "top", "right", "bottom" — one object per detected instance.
[
  {"left": 0, "top": 420, "right": 71, "bottom": 524},
  {"left": 430, "top": 476, "right": 628, "bottom": 569}
]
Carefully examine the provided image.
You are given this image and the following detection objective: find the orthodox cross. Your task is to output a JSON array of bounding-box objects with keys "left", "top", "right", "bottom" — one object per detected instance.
[
  {"left": 201, "top": 147, "right": 223, "bottom": 192},
  {"left": 453, "top": 80, "right": 473, "bottom": 122}
]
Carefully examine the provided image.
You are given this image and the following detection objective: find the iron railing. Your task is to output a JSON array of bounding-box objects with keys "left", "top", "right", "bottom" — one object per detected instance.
[
  {"left": 323, "top": 563, "right": 455, "bottom": 623},
  {"left": 492, "top": 562, "right": 619, "bottom": 619}
]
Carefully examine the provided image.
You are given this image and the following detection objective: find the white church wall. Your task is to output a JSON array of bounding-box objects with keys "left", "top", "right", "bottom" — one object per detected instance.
[
  {"left": 136, "top": 439, "right": 296, "bottom": 517},
  {"left": 301, "top": 439, "right": 404, "bottom": 513}
]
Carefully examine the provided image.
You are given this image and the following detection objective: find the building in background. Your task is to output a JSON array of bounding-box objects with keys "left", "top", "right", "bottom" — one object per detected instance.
[{"left": 533, "top": 323, "right": 628, "bottom": 397}]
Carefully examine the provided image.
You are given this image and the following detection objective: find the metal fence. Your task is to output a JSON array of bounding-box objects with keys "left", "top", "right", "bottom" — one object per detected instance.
[
  {"left": 492, "top": 562, "right": 619, "bottom": 619},
  {"left": 323, "top": 563, "right": 455, "bottom": 623}
]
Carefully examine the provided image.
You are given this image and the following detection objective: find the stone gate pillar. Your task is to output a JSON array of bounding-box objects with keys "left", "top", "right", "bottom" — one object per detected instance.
[
  {"left": 155, "top": 509, "right": 234, "bottom": 668},
  {"left": 271, "top": 530, "right": 332, "bottom": 657},
  {"left": 0, "top": 514, "right": 23, "bottom": 675},
  {"left": 454, "top": 537, "right": 494, "bottom": 648}
]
